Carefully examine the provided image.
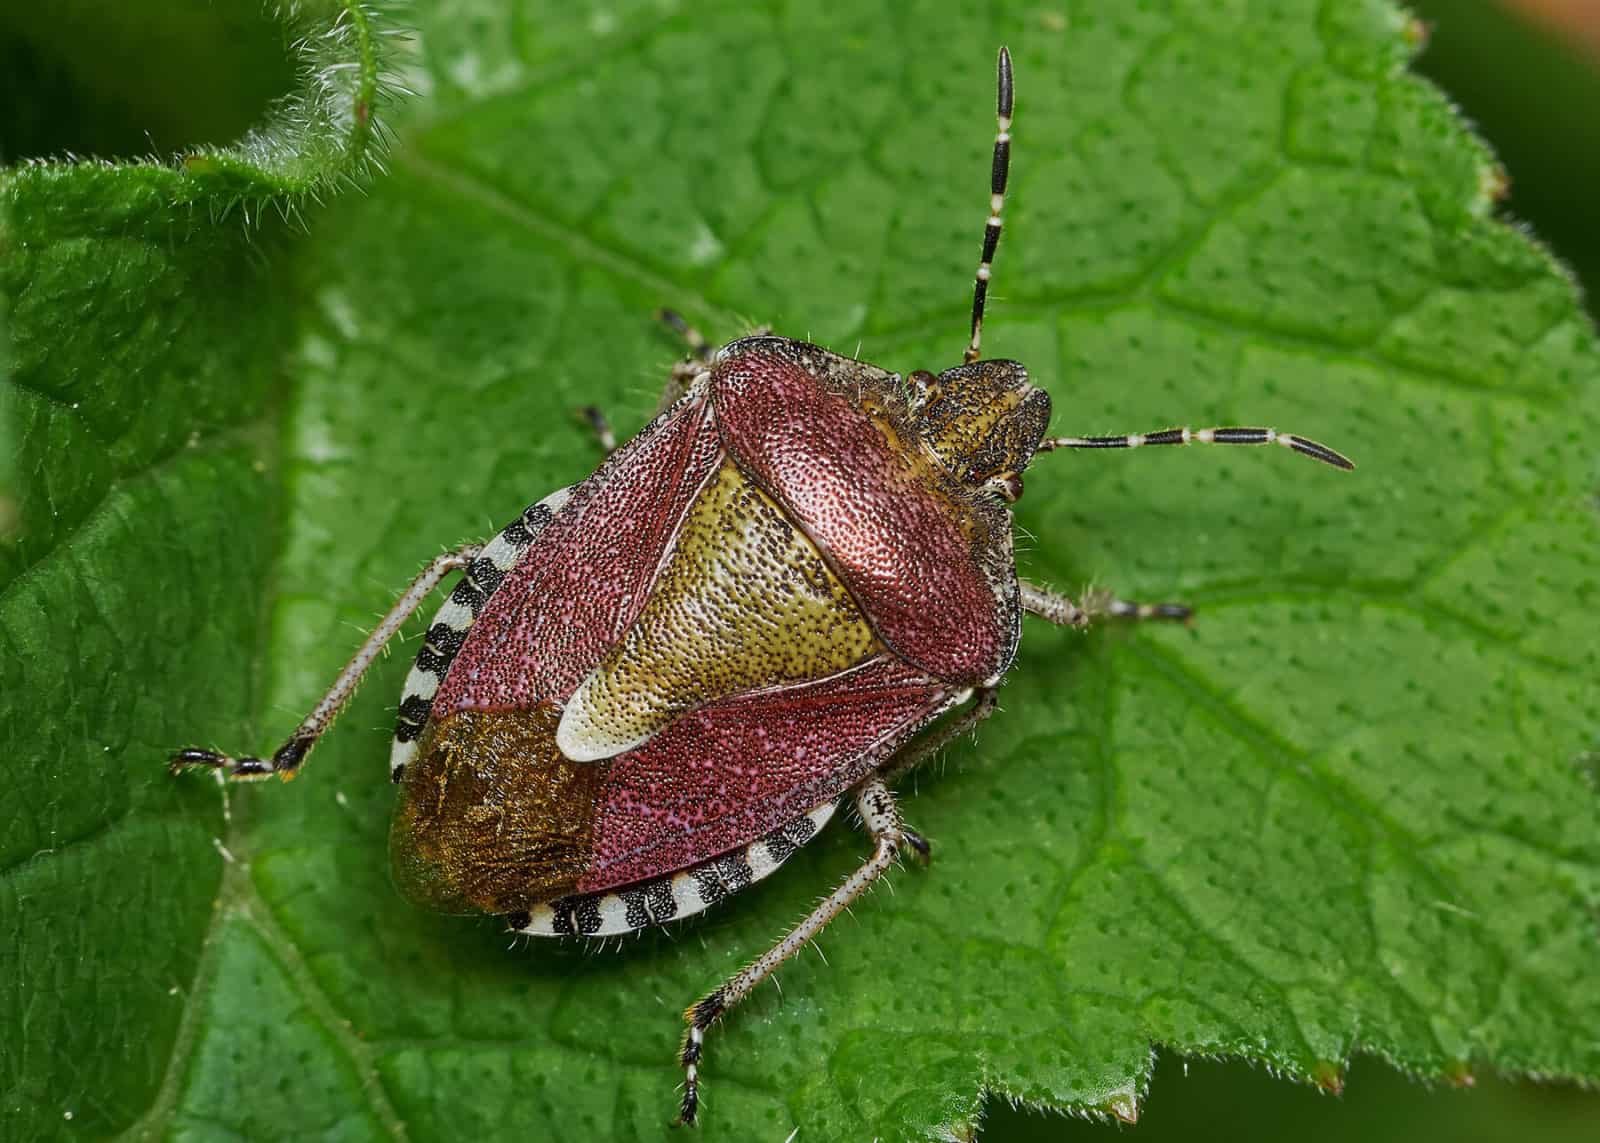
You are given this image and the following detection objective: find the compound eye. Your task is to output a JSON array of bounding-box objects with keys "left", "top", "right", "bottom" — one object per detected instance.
[{"left": 985, "top": 471, "right": 1024, "bottom": 503}]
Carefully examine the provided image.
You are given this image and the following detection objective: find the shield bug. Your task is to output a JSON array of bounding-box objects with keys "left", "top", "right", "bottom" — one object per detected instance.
[{"left": 170, "top": 46, "right": 1353, "bottom": 1125}]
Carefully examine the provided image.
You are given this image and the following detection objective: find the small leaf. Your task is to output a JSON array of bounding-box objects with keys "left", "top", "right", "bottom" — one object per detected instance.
[{"left": 4, "top": 2, "right": 1598, "bottom": 1142}]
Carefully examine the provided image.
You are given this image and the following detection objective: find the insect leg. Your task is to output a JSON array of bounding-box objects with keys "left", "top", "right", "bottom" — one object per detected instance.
[
  {"left": 1018, "top": 580, "right": 1193, "bottom": 628},
  {"left": 594, "top": 301, "right": 744, "bottom": 450},
  {"left": 1037, "top": 426, "right": 1354, "bottom": 470},
  {"left": 655, "top": 307, "right": 713, "bottom": 363},
  {"left": 876, "top": 687, "right": 1001, "bottom": 802},
  {"left": 677, "top": 776, "right": 917, "bottom": 1126},
  {"left": 576, "top": 405, "right": 618, "bottom": 455},
  {"left": 169, "top": 543, "right": 483, "bottom": 782},
  {"left": 651, "top": 308, "right": 716, "bottom": 414}
]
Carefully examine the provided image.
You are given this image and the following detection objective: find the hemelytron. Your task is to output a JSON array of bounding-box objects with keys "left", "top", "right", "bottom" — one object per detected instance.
[{"left": 171, "top": 47, "right": 1352, "bottom": 1126}]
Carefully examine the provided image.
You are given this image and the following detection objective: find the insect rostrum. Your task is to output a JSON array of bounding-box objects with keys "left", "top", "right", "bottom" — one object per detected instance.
[{"left": 171, "top": 46, "right": 1351, "bottom": 1127}]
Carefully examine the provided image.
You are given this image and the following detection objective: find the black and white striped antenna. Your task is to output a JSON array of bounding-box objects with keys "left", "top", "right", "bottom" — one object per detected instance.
[{"left": 964, "top": 46, "right": 1012, "bottom": 365}]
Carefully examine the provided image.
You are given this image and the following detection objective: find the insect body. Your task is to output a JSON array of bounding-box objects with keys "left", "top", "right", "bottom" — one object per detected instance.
[{"left": 171, "top": 47, "right": 1351, "bottom": 1126}]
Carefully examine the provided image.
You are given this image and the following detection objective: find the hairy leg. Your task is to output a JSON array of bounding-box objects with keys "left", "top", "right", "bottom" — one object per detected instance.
[
  {"left": 170, "top": 544, "right": 483, "bottom": 781},
  {"left": 676, "top": 775, "right": 921, "bottom": 1125}
]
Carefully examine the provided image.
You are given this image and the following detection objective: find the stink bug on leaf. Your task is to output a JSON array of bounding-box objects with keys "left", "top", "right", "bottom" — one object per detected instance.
[{"left": 171, "top": 47, "right": 1352, "bottom": 1126}]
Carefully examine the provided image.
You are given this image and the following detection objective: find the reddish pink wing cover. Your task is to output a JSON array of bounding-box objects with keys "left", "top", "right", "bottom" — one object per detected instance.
[
  {"left": 433, "top": 392, "right": 721, "bottom": 716},
  {"left": 712, "top": 346, "right": 1007, "bottom": 684},
  {"left": 581, "top": 655, "right": 948, "bottom": 891}
]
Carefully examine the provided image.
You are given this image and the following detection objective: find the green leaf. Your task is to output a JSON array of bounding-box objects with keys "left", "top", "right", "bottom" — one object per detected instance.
[{"left": 5, "top": 2, "right": 1598, "bottom": 1141}]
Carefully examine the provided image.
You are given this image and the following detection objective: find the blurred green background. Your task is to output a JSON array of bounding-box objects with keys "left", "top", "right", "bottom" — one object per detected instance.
[
  {"left": 0, "top": 1, "right": 293, "bottom": 164},
  {"left": 990, "top": 1055, "right": 1600, "bottom": 1141},
  {"left": 2, "top": 1, "right": 1596, "bottom": 1139}
]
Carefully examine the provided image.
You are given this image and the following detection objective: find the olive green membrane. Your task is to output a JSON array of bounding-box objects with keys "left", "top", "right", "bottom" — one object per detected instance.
[{"left": 2, "top": 3, "right": 1598, "bottom": 1143}]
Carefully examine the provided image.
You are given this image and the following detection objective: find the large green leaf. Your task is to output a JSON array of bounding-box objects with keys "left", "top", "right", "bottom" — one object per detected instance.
[{"left": 5, "top": 2, "right": 1598, "bottom": 1141}]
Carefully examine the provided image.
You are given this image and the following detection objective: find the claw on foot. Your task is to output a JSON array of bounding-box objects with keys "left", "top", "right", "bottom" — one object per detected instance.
[
  {"left": 1085, "top": 587, "right": 1194, "bottom": 626},
  {"left": 168, "top": 736, "right": 312, "bottom": 782},
  {"left": 169, "top": 747, "right": 271, "bottom": 779},
  {"left": 676, "top": 992, "right": 724, "bottom": 1127}
]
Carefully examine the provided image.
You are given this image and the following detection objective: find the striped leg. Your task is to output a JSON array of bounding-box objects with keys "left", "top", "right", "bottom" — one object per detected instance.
[
  {"left": 169, "top": 544, "right": 482, "bottom": 781},
  {"left": 656, "top": 307, "right": 713, "bottom": 364},
  {"left": 1019, "top": 579, "right": 1193, "bottom": 628},
  {"left": 651, "top": 308, "right": 771, "bottom": 415},
  {"left": 655, "top": 307, "right": 714, "bottom": 415},
  {"left": 578, "top": 406, "right": 618, "bottom": 454},
  {"left": 1038, "top": 425, "right": 1354, "bottom": 470},
  {"left": 583, "top": 310, "right": 718, "bottom": 457},
  {"left": 677, "top": 776, "right": 918, "bottom": 1126}
]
